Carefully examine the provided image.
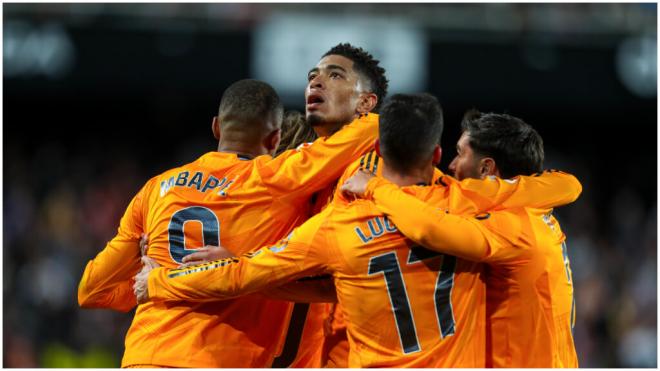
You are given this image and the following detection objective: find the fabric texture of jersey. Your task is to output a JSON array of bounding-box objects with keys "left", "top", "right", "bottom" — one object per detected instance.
[{"left": 77, "top": 113, "right": 379, "bottom": 367}]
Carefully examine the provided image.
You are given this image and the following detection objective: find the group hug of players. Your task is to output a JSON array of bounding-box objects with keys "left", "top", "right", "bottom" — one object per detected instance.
[{"left": 78, "top": 43, "right": 580, "bottom": 368}]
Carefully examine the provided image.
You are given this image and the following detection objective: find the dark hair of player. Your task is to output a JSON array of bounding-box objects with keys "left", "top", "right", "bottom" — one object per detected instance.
[
  {"left": 323, "top": 43, "right": 389, "bottom": 112},
  {"left": 275, "top": 110, "right": 318, "bottom": 155},
  {"left": 378, "top": 93, "right": 444, "bottom": 175},
  {"left": 461, "top": 110, "right": 544, "bottom": 178},
  {"left": 218, "top": 79, "right": 284, "bottom": 130}
]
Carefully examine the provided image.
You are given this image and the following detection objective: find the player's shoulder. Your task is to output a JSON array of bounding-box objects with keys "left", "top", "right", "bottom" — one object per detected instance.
[
  {"left": 327, "top": 196, "right": 385, "bottom": 232},
  {"left": 342, "top": 150, "right": 381, "bottom": 179},
  {"left": 317, "top": 199, "right": 398, "bottom": 251}
]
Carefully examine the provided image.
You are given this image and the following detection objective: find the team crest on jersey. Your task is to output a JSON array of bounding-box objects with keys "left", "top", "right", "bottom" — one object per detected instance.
[
  {"left": 542, "top": 212, "right": 557, "bottom": 231},
  {"left": 270, "top": 232, "right": 293, "bottom": 253}
]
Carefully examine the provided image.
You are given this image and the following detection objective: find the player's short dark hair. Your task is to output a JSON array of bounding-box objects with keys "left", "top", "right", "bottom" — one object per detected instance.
[
  {"left": 323, "top": 43, "right": 389, "bottom": 111},
  {"left": 461, "top": 110, "right": 544, "bottom": 178},
  {"left": 379, "top": 93, "right": 444, "bottom": 174},
  {"left": 218, "top": 79, "right": 283, "bottom": 128}
]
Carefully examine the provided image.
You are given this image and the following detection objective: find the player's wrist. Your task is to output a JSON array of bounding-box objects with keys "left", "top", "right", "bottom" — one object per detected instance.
[{"left": 146, "top": 267, "right": 162, "bottom": 302}]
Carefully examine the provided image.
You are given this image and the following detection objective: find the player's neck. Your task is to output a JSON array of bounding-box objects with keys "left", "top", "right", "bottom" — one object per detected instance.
[
  {"left": 313, "top": 122, "right": 343, "bottom": 137},
  {"left": 381, "top": 163, "right": 434, "bottom": 187},
  {"left": 217, "top": 142, "right": 265, "bottom": 160},
  {"left": 313, "top": 112, "right": 363, "bottom": 137}
]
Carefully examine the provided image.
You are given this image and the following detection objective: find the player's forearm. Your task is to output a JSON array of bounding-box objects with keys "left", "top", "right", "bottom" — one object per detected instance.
[
  {"left": 512, "top": 170, "right": 582, "bottom": 209},
  {"left": 147, "top": 254, "right": 295, "bottom": 302},
  {"left": 459, "top": 170, "right": 583, "bottom": 212},
  {"left": 78, "top": 275, "right": 137, "bottom": 312},
  {"left": 304, "top": 114, "right": 378, "bottom": 187},
  {"left": 78, "top": 239, "right": 141, "bottom": 310},
  {"left": 147, "top": 259, "right": 252, "bottom": 302},
  {"left": 260, "top": 276, "right": 337, "bottom": 303},
  {"left": 267, "top": 114, "right": 378, "bottom": 195},
  {"left": 370, "top": 179, "right": 489, "bottom": 261}
]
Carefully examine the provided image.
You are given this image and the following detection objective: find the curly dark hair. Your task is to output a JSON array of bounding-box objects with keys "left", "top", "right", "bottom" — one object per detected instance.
[
  {"left": 275, "top": 110, "right": 318, "bottom": 156},
  {"left": 323, "top": 43, "right": 389, "bottom": 112}
]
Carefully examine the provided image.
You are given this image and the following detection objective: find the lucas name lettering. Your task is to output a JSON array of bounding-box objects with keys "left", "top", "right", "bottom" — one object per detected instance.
[{"left": 354, "top": 216, "right": 398, "bottom": 244}]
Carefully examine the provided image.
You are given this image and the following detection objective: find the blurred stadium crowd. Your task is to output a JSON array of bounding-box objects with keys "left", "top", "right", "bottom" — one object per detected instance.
[{"left": 3, "top": 3, "right": 657, "bottom": 368}]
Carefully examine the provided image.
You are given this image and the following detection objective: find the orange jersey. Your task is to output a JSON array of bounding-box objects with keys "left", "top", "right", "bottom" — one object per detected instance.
[
  {"left": 364, "top": 168, "right": 581, "bottom": 367},
  {"left": 147, "top": 188, "right": 488, "bottom": 368},
  {"left": 292, "top": 155, "right": 583, "bottom": 368},
  {"left": 77, "top": 113, "right": 379, "bottom": 367},
  {"left": 290, "top": 153, "right": 443, "bottom": 368}
]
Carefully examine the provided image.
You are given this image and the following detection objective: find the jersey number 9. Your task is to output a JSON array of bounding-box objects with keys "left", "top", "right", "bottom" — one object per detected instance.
[{"left": 167, "top": 206, "right": 220, "bottom": 264}]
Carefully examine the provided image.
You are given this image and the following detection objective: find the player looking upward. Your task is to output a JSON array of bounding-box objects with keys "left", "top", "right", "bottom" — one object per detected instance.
[
  {"left": 78, "top": 78, "right": 380, "bottom": 367},
  {"left": 290, "top": 42, "right": 389, "bottom": 367},
  {"left": 305, "top": 43, "right": 387, "bottom": 136},
  {"left": 341, "top": 109, "right": 579, "bottom": 367}
]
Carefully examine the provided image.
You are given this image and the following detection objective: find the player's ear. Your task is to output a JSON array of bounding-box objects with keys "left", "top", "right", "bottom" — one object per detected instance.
[
  {"left": 357, "top": 92, "right": 377, "bottom": 115},
  {"left": 479, "top": 157, "right": 497, "bottom": 178},
  {"left": 212, "top": 116, "right": 221, "bottom": 141},
  {"left": 265, "top": 128, "right": 281, "bottom": 155},
  {"left": 374, "top": 139, "right": 381, "bottom": 157},
  {"left": 432, "top": 145, "right": 442, "bottom": 166}
]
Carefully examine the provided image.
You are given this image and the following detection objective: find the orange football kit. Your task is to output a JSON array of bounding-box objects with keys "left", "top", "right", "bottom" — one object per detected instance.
[
  {"left": 146, "top": 154, "right": 582, "bottom": 367},
  {"left": 294, "top": 154, "right": 583, "bottom": 367},
  {"left": 147, "top": 185, "right": 488, "bottom": 367},
  {"left": 363, "top": 169, "right": 580, "bottom": 367},
  {"left": 78, "top": 114, "right": 378, "bottom": 367}
]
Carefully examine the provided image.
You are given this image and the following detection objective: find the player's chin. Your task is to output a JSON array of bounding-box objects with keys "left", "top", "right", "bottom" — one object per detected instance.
[{"left": 306, "top": 112, "right": 325, "bottom": 127}]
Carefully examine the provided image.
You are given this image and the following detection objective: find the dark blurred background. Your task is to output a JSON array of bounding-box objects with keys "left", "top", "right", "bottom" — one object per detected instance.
[{"left": 3, "top": 3, "right": 657, "bottom": 367}]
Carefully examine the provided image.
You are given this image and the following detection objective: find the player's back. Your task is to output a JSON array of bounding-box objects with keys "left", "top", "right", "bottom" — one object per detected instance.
[
  {"left": 323, "top": 188, "right": 487, "bottom": 368},
  {"left": 475, "top": 207, "right": 578, "bottom": 367},
  {"left": 78, "top": 113, "right": 379, "bottom": 367},
  {"left": 123, "top": 151, "right": 313, "bottom": 367}
]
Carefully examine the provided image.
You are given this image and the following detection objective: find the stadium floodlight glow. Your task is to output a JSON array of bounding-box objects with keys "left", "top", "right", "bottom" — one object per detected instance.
[
  {"left": 251, "top": 13, "right": 427, "bottom": 106},
  {"left": 3, "top": 21, "right": 76, "bottom": 79},
  {"left": 616, "top": 36, "right": 657, "bottom": 99}
]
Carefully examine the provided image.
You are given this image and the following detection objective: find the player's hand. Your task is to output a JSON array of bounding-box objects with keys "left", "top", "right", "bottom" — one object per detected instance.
[
  {"left": 139, "top": 233, "right": 149, "bottom": 256},
  {"left": 179, "top": 245, "right": 235, "bottom": 268},
  {"left": 340, "top": 169, "right": 375, "bottom": 198},
  {"left": 134, "top": 255, "right": 160, "bottom": 304}
]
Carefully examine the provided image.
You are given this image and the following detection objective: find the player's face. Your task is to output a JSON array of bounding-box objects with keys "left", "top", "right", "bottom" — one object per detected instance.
[
  {"left": 448, "top": 132, "right": 484, "bottom": 180},
  {"left": 305, "top": 55, "right": 363, "bottom": 135}
]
